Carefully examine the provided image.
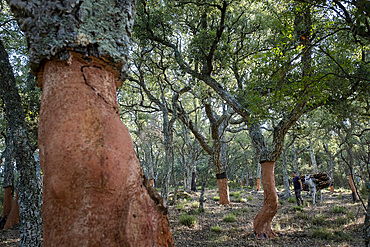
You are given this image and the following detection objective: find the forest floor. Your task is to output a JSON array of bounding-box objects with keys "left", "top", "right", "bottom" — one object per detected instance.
[
  {"left": 169, "top": 187, "right": 365, "bottom": 247},
  {"left": 0, "top": 187, "right": 365, "bottom": 246}
]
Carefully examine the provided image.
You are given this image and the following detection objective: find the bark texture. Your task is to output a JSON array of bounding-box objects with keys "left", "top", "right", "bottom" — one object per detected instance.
[
  {"left": 39, "top": 57, "right": 173, "bottom": 246},
  {"left": 0, "top": 40, "right": 42, "bottom": 246},
  {"left": 7, "top": 0, "right": 136, "bottom": 81},
  {"left": 253, "top": 161, "right": 278, "bottom": 239}
]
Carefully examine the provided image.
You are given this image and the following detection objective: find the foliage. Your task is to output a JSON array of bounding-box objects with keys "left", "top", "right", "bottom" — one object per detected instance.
[
  {"left": 211, "top": 225, "right": 222, "bottom": 233},
  {"left": 311, "top": 214, "right": 326, "bottom": 225},
  {"left": 222, "top": 213, "right": 236, "bottom": 222},
  {"left": 288, "top": 197, "right": 296, "bottom": 203},
  {"left": 179, "top": 214, "right": 197, "bottom": 228},
  {"left": 213, "top": 196, "right": 220, "bottom": 201},
  {"left": 331, "top": 206, "right": 347, "bottom": 214}
]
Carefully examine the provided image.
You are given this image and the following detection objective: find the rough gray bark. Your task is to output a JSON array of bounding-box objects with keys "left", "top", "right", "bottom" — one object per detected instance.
[
  {"left": 309, "top": 139, "right": 318, "bottom": 173},
  {"left": 7, "top": 0, "right": 136, "bottom": 80},
  {"left": 0, "top": 39, "right": 42, "bottom": 246},
  {"left": 282, "top": 149, "right": 292, "bottom": 198}
]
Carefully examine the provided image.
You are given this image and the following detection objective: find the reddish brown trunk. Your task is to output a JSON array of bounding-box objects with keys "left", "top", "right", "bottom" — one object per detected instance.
[
  {"left": 39, "top": 56, "right": 173, "bottom": 246},
  {"left": 253, "top": 161, "right": 278, "bottom": 239},
  {"left": 150, "top": 179, "right": 155, "bottom": 187},
  {"left": 241, "top": 180, "right": 245, "bottom": 187},
  {"left": 349, "top": 174, "right": 359, "bottom": 201},
  {"left": 255, "top": 178, "right": 261, "bottom": 191},
  {"left": 330, "top": 185, "right": 334, "bottom": 193},
  {"left": 217, "top": 178, "right": 230, "bottom": 205},
  {"left": 4, "top": 191, "right": 19, "bottom": 230},
  {"left": 1, "top": 187, "right": 13, "bottom": 218}
]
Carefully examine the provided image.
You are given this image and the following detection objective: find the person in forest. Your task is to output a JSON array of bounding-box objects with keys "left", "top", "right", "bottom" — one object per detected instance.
[{"left": 292, "top": 171, "right": 304, "bottom": 206}]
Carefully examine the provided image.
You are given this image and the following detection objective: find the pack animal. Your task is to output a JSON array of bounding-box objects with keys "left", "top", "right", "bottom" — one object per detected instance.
[{"left": 304, "top": 174, "right": 318, "bottom": 204}]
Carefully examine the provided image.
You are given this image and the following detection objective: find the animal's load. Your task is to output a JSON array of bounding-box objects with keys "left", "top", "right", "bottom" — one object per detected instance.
[{"left": 300, "top": 172, "right": 331, "bottom": 191}]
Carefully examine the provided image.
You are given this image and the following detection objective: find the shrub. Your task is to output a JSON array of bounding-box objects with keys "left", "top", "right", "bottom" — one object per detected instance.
[
  {"left": 211, "top": 225, "right": 222, "bottom": 233},
  {"left": 279, "top": 199, "right": 284, "bottom": 205},
  {"left": 198, "top": 207, "right": 205, "bottom": 213},
  {"left": 334, "top": 230, "right": 352, "bottom": 241},
  {"left": 247, "top": 196, "right": 253, "bottom": 201},
  {"left": 335, "top": 216, "right": 347, "bottom": 225},
  {"left": 223, "top": 213, "right": 237, "bottom": 222},
  {"left": 229, "top": 191, "right": 240, "bottom": 197},
  {"left": 288, "top": 197, "right": 296, "bottom": 203},
  {"left": 311, "top": 214, "right": 326, "bottom": 225},
  {"left": 331, "top": 205, "right": 347, "bottom": 214},
  {"left": 293, "top": 205, "right": 304, "bottom": 212},
  {"left": 346, "top": 211, "right": 355, "bottom": 220},
  {"left": 213, "top": 196, "right": 220, "bottom": 201},
  {"left": 297, "top": 211, "right": 309, "bottom": 220},
  {"left": 242, "top": 208, "right": 249, "bottom": 213},
  {"left": 176, "top": 203, "right": 185, "bottom": 210},
  {"left": 191, "top": 201, "right": 200, "bottom": 208},
  {"left": 310, "top": 227, "right": 334, "bottom": 240},
  {"left": 179, "top": 214, "right": 197, "bottom": 227}
]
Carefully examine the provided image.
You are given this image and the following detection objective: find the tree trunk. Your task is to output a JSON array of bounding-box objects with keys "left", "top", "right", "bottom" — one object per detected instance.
[
  {"left": 39, "top": 57, "right": 173, "bottom": 246},
  {"left": 282, "top": 150, "right": 292, "bottom": 198},
  {"left": 1, "top": 187, "right": 13, "bottom": 219},
  {"left": 1, "top": 138, "right": 15, "bottom": 219},
  {"left": 309, "top": 139, "right": 318, "bottom": 173},
  {"left": 191, "top": 171, "right": 197, "bottom": 192},
  {"left": 0, "top": 39, "right": 42, "bottom": 246},
  {"left": 256, "top": 163, "right": 262, "bottom": 191},
  {"left": 216, "top": 172, "right": 230, "bottom": 205},
  {"left": 253, "top": 161, "right": 278, "bottom": 239},
  {"left": 349, "top": 174, "right": 359, "bottom": 202},
  {"left": 4, "top": 191, "right": 19, "bottom": 230},
  {"left": 323, "top": 142, "right": 335, "bottom": 192}
]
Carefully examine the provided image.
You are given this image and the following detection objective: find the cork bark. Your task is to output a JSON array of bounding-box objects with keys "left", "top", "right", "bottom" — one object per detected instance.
[
  {"left": 253, "top": 161, "right": 278, "bottom": 239},
  {"left": 39, "top": 56, "right": 173, "bottom": 246}
]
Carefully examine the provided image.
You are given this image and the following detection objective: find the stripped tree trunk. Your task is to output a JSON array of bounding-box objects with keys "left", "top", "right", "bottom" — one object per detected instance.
[
  {"left": 349, "top": 174, "right": 359, "bottom": 202},
  {"left": 1, "top": 134, "right": 15, "bottom": 220},
  {"left": 3, "top": 191, "right": 19, "bottom": 230},
  {"left": 39, "top": 57, "right": 173, "bottom": 246},
  {"left": 256, "top": 163, "right": 262, "bottom": 191},
  {"left": 0, "top": 39, "right": 42, "bottom": 245},
  {"left": 253, "top": 162, "right": 278, "bottom": 238}
]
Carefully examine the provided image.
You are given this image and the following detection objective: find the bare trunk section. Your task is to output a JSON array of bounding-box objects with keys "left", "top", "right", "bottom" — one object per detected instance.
[
  {"left": 253, "top": 161, "right": 278, "bottom": 239},
  {"left": 39, "top": 57, "right": 173, "bottom": 246},
  {"left": 256, "top": 163, "right": 262, "bottom": 191},
  {"left": 216, "top": 174, "right": 230, "bottom": 205},
  {"left": 349, "top": 174, "right": 359, "bottom": 202},
  {"left": 1, "top": 187, "right": 13, "bottom": 219},
  {"left": 4, "top": 191, "right": 19, "bottom": 230}
]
